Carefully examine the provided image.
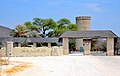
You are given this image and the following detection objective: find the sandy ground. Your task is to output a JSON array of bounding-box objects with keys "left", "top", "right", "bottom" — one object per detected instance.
[{"left": 4, "top": 55, "right": 120, "bottom": 76}]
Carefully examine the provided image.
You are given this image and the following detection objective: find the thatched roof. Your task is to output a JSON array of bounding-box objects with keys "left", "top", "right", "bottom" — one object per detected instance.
[
  {"left": 13, "top": 38, "right": 58, "bottom": 43},
  {"left": 0, "top": 26, "right": 12, "bottom": 37},
  {"left": 61, "top": 30, "right": 118, "bottom": 38}
]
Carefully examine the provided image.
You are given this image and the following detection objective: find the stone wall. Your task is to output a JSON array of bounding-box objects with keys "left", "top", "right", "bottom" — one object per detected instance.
[
  {"left": 0, "top": 46, "right": 63, "bottom": 57},
  {"left": 0, "top": 47, "right": 6, "bottom": 57}
]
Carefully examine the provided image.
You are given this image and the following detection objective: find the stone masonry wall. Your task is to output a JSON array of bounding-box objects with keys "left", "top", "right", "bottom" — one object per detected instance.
[{"left": 0, "top": 46, "right": 63, "bottom": 57}]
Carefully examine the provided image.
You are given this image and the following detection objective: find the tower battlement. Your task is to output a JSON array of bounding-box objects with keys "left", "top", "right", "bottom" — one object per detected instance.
[
  {"left": 76, "top": 16, "right": 91, "bottom": 31},
  {"left": 76, "top": 16, "right": 91, "bottom": 20}
]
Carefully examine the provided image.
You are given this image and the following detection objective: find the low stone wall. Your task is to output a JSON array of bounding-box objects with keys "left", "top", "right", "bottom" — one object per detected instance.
[
  {"left": 0, "top": 46, "right": 61, "bottom": 57},
  {"left": 0, "top": 47, "right": 6, "bottom": 57}
]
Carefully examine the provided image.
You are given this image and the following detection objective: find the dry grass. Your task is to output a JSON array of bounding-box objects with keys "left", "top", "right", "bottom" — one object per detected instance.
[
  {"left": 0, "top": 60, "right": 32, "bottom": 76},
  {"left": 0, "top": 59, "right": 9, "bottom": 65},
  {"left": 3, "top": 63, "right": 32, "bottom": 75}
]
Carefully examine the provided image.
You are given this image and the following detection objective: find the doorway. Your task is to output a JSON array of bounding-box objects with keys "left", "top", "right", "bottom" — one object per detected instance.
[{"left": 90, "top": 38, "right": 107, "bottom": 56}]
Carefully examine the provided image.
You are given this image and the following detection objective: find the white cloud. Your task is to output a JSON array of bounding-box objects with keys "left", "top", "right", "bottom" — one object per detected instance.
[{"left": 86, "top": 3, "right": 102, "bottom": 12}]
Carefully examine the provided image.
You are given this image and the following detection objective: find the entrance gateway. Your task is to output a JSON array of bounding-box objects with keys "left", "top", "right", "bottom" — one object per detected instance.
[{"left": 61, "top": 30, "right": 118, "bottom": 56}]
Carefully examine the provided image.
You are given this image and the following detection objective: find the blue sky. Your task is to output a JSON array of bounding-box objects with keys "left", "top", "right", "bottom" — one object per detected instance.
[{"left": 0, "top": 0, "right": 120, "bottom": 36}]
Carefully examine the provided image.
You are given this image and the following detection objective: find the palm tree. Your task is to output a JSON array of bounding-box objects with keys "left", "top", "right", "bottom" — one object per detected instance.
[
  {"left": 11, "top": 24, "right": 41, "bottom": 38},
  {"left": 11, "top": 24, "right": 28, "bottom": 37}
]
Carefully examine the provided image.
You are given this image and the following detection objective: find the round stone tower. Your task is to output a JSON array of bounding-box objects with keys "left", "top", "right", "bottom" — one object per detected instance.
[
  {"left": 76, "top": 16, "right": 91, "bottom": 31},
  {"left": 76, "top": 16, "right": 91, "bottom": 51}
]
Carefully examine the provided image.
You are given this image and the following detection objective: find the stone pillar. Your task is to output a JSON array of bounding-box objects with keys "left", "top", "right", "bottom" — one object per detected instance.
[
  {"left": 6, "top": 42, "right": 13, "bottom": 56},
  {"left": 107, "top": 38, "right": 114, "bottom": 56},
  {"left": 18, "top": 42, "right": 21, "bottom": 47},
  {"left": 33, "top": 42, "right": 36, "bottom": 47},
  {"left": 83, "top": 39, "right": 91, "bottom": 55},
  {"left": 76, "top": 39, "right": 83, "bottom": 51},
  {"left": 48, "top": 43, "right": 51, "bottom": 48},
  {"left": 63, "top": 38, "right": 69, "bottom": 55}
]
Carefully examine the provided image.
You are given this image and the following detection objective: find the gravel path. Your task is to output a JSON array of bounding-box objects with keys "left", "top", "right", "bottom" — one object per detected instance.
[{"left": 8, "top": 56, "right": 120, "bottom": 76}]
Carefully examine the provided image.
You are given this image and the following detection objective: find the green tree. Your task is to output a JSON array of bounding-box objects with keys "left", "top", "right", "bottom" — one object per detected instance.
[
  {"left": 33, "top": 18, "right": 56, "bottom": 37},
  {"left": 24, "top": 22, "right": 34, "bottom": 29},
  {"left": 24, "top": 21, "right": 40, "bottom": 37},
  {"left": 24, "top": 21, "right": 40, "bottom": 32},
  {"left": 48, "top": 18, "right": 78, "bottom": 37},
  {"left": 67, "top": 24, "right": 78, "bottom": 31}
]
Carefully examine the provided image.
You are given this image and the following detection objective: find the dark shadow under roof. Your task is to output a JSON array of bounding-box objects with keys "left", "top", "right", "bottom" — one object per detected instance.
[
  {"left": 13, "top": 38, "right": 58, "bottom": 43},
  {"left": 61, "top": 30, "right": 118, "bottom": 38},
  {"left": 0, "top": 37, "right": 13, "bottom": 42},
  {"left": 117, "top": 37, "right": 120, "bottom": 42}
]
